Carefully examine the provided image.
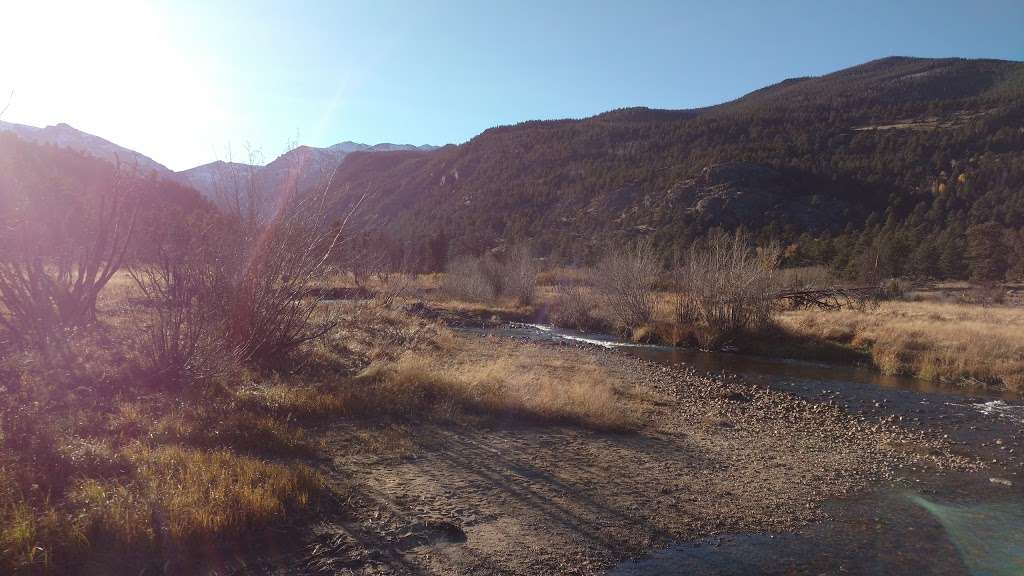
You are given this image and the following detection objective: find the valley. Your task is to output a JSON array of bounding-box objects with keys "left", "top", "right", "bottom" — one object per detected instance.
[{"left": 1, "top": 51, "right": 1022, "bottom": 575}]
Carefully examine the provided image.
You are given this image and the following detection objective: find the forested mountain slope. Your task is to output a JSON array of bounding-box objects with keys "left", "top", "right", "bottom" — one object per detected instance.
[{"left": 327, "top": 57, "right": 1024, "bottom": 279}]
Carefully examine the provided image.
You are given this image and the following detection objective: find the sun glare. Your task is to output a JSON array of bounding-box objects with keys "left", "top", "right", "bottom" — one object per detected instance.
[{"left": 0, "top": 0, "right": 224, "bottom": 168}]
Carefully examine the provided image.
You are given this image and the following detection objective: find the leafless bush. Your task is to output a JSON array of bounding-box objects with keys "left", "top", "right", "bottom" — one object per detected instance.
[
  {"left": 551, "top": 278, "right": 604, "bottom": 331},
  {"left": 204, "top": 146, "right": 361, "bottom": 364},
  {"left": 0, "top": 161, "right": 139, "bottom": 347},
  {"left": 592, "top": 238, "right": 659, "bottom": 331},
  {"left": 128, "top": 216, "right": 226, "bottom": 385},
  {"left": 673, "top": 232, "right": 781, "bottom": 349},
  {"left": 442, "top": 245, "right": 537, "bottom": 304},
  {"left": 222, "top": 187, "right": 354, "bottom": 363},
  {"left": 372, "top": 250, "right": 416, "bottom": 309},
  {"left": 502, "top": 245, "right": 538, "bottom": 305},
  {"left": 442, "top": 255, "right": 498, "bottom": 301},
  {"left": 876, "top": 277, "right": 910, "bottom": 301}
]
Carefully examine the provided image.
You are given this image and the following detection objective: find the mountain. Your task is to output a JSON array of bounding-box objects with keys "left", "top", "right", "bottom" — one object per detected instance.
[
  {"left": 322, "top": 56, "right": 1024, "bottom": 279},
  {"left": 0, "top": 121, "right": 173, "bottom": 177},
  {"left": 174, "top": 142, "right": 438, "bottom": 201},
  {"left": 0, "top": 120, "right": 437, "bottom": 204},
  {"left": 3, "top": 56, "right": 1022, "bottom": 280}
]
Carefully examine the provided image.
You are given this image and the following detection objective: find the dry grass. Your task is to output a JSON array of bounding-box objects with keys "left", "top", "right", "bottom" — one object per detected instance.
[
  {"left": 237, "top": 335, "right": 641, "bottom": 432},
  {"left": 72, "top": 445, "right": 321, "bottom": 545},
  {"left": 6, "top": 254, "right": 810, "bottom": 574},
  {"left": 0, "top": 325, "right": 330, "bottom": 573},
  {"left": 353, "top": 338, "right": 641, "bottom": 431},
  {"left": 778, "top": 301, "right": 1024, "bottom": 393},
  {"left": 0, "top": 436, "right": 322, "bottom": 573}
]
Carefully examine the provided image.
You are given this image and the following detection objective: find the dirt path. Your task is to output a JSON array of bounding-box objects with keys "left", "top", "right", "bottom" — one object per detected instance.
[{"left": 290, "top": 340, "right": 975, "bottom": 575}]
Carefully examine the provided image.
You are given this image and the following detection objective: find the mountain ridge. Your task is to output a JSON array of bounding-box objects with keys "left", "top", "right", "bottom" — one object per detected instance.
[
  {"left": 2, "top": 55, "right": 1022, "bottom": 278},
  {"left": 0, "top": 120, "right": 439, "bottom": 200},
  {"left": 316, "top": 55, "right": 1024, "bottom": 279}
]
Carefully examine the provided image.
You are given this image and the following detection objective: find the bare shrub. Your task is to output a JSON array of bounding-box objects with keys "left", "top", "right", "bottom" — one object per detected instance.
[
  {"left": 502, "top": 245, "right": 538, "bottom": 305},
  {"left": 551, "top": 277, "right": 604, "bottom": 331},
  {"left": 220, "top": 187, "right": 353, "bottom": 363},
  {"left": 0, "top": 161, "right": 140, "bottom": 347},
  {"left": 876, "top": 277, "right": 910, "bottom": 301},
  {"left": 201, "top": 146, "right": 361, "bottom": 365},
  {"left": 673, "top": 232, "right": 781, "bottom": 349},
  {"left": 128, "top": 213, "right": 226, "bottom": 386},
  {"left": 442, "top": 255, "right": 498, "bottom": 301},
  {"left": 592, "top": 238, "right": 659, "bottom": 331},
  {"left": 442, "top": 245, "right": 537, "bottom": 304}
]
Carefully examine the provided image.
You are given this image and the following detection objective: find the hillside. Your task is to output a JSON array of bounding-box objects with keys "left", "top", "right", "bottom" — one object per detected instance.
[
  {"left": 0, "top": 131, "right": 210, "bottom": 259},
  {"left": 325, "top": 57, "right": 1024, "bottom": 279}
]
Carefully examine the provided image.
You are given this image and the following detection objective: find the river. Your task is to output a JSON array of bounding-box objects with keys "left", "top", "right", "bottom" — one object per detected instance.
[{"left": 461, "top": 322, "right": 1024, "bottom": 576}]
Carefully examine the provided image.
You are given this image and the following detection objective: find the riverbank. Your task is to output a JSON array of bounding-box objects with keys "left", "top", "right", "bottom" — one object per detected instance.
[
  {"left": 285, "top": 332, "right": 980, "bottom": 574},
  {"left": 4, "top": 293, "right": 1018, "bottom": 574},
  {"left": 403, "top": 284, "right": 1024, "bottom": 397},
  {"left": 778, "top": 301, "right": 1024, "bottom": 395}
]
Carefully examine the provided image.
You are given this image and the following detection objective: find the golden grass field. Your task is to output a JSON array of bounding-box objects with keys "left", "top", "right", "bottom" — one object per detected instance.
[{"left": 778, "top": 300, "right": 1024, "bottom": 393}]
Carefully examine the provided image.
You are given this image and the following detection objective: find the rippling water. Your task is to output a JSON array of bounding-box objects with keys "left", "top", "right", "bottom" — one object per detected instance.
[{"left": 956, "top": 400, "right": 1024, "bottom": 425}]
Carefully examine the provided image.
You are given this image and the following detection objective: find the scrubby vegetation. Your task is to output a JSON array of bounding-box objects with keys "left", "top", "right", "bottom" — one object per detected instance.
[
  {"left": 673, "top": 233, "right": 781, "bottom": 349},
  {"left": 0, "top": 134, "right": 651, "bottom": 573},
  {"left": 0, "top": 136, "right": 367, "bottom": 572},
  {"left": 441, "top": 244, "right": 537, "bottom": 305}
]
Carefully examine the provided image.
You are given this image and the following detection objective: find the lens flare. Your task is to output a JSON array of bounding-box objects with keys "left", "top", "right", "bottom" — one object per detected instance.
[{"left": 908, "top": 493, "right": 1024, "bottom": 576}]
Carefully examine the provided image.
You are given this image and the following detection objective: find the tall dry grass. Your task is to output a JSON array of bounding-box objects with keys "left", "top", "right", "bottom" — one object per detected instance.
[
  {"left": 353, "top": 340, "right": 640, "bottom": 431},
  {"left": 778, "top": 301, "right": 1024, "bottom": 393},
  {"left": 71, "top": 445, "right": 321, "bottom": 545}
]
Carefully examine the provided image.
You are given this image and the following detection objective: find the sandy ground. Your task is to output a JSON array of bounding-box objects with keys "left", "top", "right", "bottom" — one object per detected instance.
[{"left": 246, "top": 337, "right": 977, "bottom": 575}]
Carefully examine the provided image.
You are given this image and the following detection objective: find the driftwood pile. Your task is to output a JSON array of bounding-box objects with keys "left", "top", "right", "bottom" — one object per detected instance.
[{"left": 773, "top": 286, "right": 880, "bottom": 311}]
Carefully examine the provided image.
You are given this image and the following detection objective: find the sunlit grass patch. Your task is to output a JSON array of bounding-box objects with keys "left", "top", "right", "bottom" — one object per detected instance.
[
  {"left": 236, "top": 381, "right": 349, "bottom": 419},
  {"left": 352, "top": 340, "right": 642, "bottom": 431},
  {"left": 778, "top": 301, "right": 1024, "bottom": 393},
  {"left": 72, "top": 445, "right": 323, "bottom": 545}
]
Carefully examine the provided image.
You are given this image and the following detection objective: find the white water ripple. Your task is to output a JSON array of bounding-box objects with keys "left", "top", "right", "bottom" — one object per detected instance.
[{"left": 951, "top": 400, "right": 1024, "bottom": 425}]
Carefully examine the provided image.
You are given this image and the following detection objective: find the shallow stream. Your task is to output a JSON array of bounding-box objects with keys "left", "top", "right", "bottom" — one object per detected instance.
[{"left": 461, "top": 322, "right": 1024, "bottom": 575}]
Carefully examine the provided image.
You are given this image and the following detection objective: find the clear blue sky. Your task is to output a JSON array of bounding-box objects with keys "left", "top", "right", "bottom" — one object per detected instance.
[{"left": 2, "top": 0, "right": 1021, "bottom": 170}]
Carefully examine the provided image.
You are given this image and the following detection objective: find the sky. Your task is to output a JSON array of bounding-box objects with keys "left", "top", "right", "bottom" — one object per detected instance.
[{"left": 0, "top": 0, "right": 1022, "bottom": 171}]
